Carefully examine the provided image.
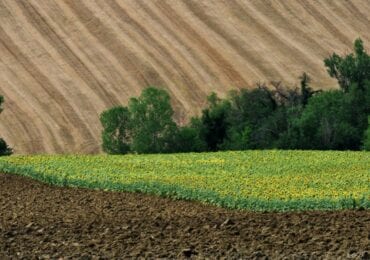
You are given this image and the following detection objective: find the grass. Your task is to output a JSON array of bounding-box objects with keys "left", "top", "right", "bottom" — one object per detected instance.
[{"left": 0, "top": 150, "right": 369, "bottom": 211}]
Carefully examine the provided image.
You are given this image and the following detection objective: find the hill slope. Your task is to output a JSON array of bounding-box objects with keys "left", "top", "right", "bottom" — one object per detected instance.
[{"left": 0, "top": 0, "right": 369, "bottom": 154}]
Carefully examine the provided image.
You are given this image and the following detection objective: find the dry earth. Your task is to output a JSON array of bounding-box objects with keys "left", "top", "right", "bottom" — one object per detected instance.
[
  {"left": 1, "top": 173, "right": 369, "bottom": 259},
  {"left": 0, "top": 0, "right": 370, "bottom": 153}
]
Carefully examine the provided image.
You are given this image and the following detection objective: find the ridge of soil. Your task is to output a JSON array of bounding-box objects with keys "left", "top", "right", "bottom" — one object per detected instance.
[{"left": 0, "top": 173, "right": 369, "bottom": 259}]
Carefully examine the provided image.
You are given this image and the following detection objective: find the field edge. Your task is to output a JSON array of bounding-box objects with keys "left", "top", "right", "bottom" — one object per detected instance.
[{"left": 0, "top": 160, "right": 368, "bottom": 212}]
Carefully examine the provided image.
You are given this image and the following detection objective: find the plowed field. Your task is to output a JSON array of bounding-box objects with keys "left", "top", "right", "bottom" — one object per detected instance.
[
  {"left": 1, "top": 173, "right": 369, "bottom": 258},
  {"left": 0, "top": 0, "right": 370, "bottom": 153}
]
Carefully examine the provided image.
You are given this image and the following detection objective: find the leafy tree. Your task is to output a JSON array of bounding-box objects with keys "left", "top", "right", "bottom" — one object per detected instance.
[
  {"left": 324, "top": 39, "right": 370, "bottom": 149},
  {"left": 273, "top": 74, "right": 317, "bottom": 149},
  {"left": 0, "top": 95, "right": 12, "bottom": 156},
  {"left": 226, "top": 88, "right": 277, "bottom": 149},
  {"left": 100, "top": 106, "right": 131, "bottom": 154},
  {"left": 258, "top": 106, "right": 291, "bottom": 148},
  {"left": 324, "top": 38, "right": 370, "bottom": 92},
  {"left": 198, "top": 92, "right": 231, "bottom": 151},
  {"left": 275, "top": 107, "right": 302, "bottom": 149},
  {"left": 297, "top": 91, "right": 360, "bottom": 150},
  {"left": 99, "top": 40, "right": 370, "bottom": 153},
  {"left": 129, "top": 87, "right": 177, "bottom": 154},
  {"left": 343, "top": 82, "right": 369, "bottom": 130},
  {"left": 220, "top": 125, "right": 251, "bottom": 151},
  {"left": 174, "top": 124, "right": 207, "bottom": 152}
]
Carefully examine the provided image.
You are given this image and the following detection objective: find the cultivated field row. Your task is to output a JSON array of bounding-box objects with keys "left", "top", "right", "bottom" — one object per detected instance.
[
  {"left": 1, "top": 150, "right": 369, "bottom": 211},
  {"left": 0, "top": 0, "right": 370, "bottom": 153}
]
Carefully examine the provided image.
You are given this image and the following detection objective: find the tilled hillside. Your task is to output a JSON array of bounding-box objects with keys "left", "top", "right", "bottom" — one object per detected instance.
[
  {"left": 0, "top": 173, "right": 369, "bottom": 258},
  {"left": 0, "top": 0, "right": 370, "bottom": 153}
]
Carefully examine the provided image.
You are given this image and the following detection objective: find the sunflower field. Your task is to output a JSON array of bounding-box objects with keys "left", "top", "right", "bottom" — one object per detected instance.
[{"left": 0, "top": 150, "right": 369, "bottom": 211}]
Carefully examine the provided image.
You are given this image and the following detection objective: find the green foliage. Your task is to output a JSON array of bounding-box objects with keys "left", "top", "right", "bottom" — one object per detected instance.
[
  {"left": 199, "top": 92, "right": 231, "bottom": 151},
  {"left": 100, "top": 106, "right": 131, "bottom": 154},
  {"left": 363, "top": 116, "right": 370, "bottom": 151},
  {"left": 174, "top": 125, "right": 207, "bottom": 152},
  {"left": 129, "top": 87, "right": 177, "bottom": 154},
  {"left": 100, "top": 39, "right": 370, "bottom": 153},
  {"left": 0, "top": 138, "right": 12, "bottom": 156},
  {"left": 297, "top": 91, "right": 360, "bottom": 150},
  {"left": 220, "top": 125, "right": 251, "bottom": 151},
  {"left": 229, "top": 88, "right": 276, "bottom": 127},
  {"left": 324, "top": 38, "right": 370, "bottom": 92},
  {"left": 0, "top": 151, "right": 368, "bottom": 211},
  {"left": 299, "top": 72, "right": 316, "bottom": 106},
  {"left": 0, "top": 95, "right": 12, "bottom": 156},
  {"left": 275, "top": 105, "right": 304, "bottom": 149},
  {"left": 277, "top": 39, "right": 370, "bottom": 150},
  {"left": 323, "top": 39, "right": 370, "bottom": 149},
  {"left": 100, "top": 87, "right": 178, "bottom": 154},
  {"left": 225, "top": 88, "right": 277, "bottom": 149}
]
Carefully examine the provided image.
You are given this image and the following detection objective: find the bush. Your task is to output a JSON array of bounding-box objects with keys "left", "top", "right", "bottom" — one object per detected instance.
[{"left": 0, "top": 138, "right": 12, "bottom": 156}]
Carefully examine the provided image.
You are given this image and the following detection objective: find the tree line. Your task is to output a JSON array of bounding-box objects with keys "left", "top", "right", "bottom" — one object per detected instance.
[
  {"left": 0, "top": 39, "right": 369, "bottom": 156},
  {"left": 101, "top": 38, "right": 370, "bottom": 154}
]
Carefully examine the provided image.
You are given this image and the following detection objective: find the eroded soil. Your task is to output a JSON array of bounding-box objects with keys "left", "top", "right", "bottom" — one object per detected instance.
[{"left": 0, "top": 173, "right": 369, "bottom": 259}]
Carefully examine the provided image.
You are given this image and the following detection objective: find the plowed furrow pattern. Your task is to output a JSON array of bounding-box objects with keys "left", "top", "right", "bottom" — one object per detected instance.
[{"left": 0, "top": 0, "right": 369, "bottom": 153}]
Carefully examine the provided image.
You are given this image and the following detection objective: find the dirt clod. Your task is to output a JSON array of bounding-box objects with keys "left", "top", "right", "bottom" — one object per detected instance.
[
  {"left": 181, "top": 248, "right": 197, "bottom": 258},
  {"left": 221, "top": 218, "right": 234, "bottom": 227}
]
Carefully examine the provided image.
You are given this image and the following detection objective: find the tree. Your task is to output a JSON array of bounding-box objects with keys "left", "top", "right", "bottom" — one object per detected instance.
[
  {"left": 99, "top": 39, "right": 370, "bottom": 153},
  {"left": 324, "top": 38, "right": 370, "bottom": 92},
  {"left": 174, "top": 124, "right": 207, "bottom": 152},
  {"left": 275, "top": 105, "right": 304, "bottom": 149},
  {"left": 297, "top": 91, "right": 360, "bottom": 150},
  {"left": 100, "top": 106, "right": 131, "bottom": 154},
  {"left": 226, "top": 88, "right": 277, "bottom": 149},
  {"left": 299, "top": 72, "right": 319, "bottom": 106},
  {"left": 129, "top": 87, "right": 177, "bottom": 154},
  {"left": 0, "top": 95, "right": 12, "bottom": 156},
  {"left": 220, "top": 125, "right": 251, "bottom": 151},
  {"left": 324, "top": 39, "right": 370, "bottom": 149},
  {"left": 198, "top": 92, "right": 231, "bottom": 151}
]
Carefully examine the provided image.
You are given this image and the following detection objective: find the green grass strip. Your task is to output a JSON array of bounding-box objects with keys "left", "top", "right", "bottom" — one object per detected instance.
[{"left": 0, "top": 151, "right": 370, "bottom": 211}]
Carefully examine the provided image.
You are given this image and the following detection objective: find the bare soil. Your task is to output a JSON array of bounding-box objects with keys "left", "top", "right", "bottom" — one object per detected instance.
[{"left": 0, "top": 173, "right": 369, "bottom": 259}]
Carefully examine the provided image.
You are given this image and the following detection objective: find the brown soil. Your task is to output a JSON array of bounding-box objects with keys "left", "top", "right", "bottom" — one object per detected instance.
[{"left": 0, "top": 173, "right": 369, "bottom": 259}]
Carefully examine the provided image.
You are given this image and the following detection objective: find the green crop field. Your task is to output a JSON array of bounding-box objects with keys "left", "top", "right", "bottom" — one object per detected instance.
[{"left": 0, "top": 150, "right": 369, "bottom": 211}]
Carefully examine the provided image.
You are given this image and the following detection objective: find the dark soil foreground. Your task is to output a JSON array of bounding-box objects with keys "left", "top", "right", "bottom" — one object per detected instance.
[{"left": 0, "top": 173, "right": 369, "bottom": 259}]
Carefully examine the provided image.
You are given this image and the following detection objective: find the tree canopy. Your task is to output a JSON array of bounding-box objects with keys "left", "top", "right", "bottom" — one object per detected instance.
[
  {"left": 100, "top": 106, "right": 131, "bottom": 154},
  {"left": 101, "top": 39, "right": 370, "bottom": 154},
  {"left": 129, "top": 87, "right": 177, "bottom": 154},
  {"left": 100, "top": 87, "right": 177, "bottom": 154}
]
